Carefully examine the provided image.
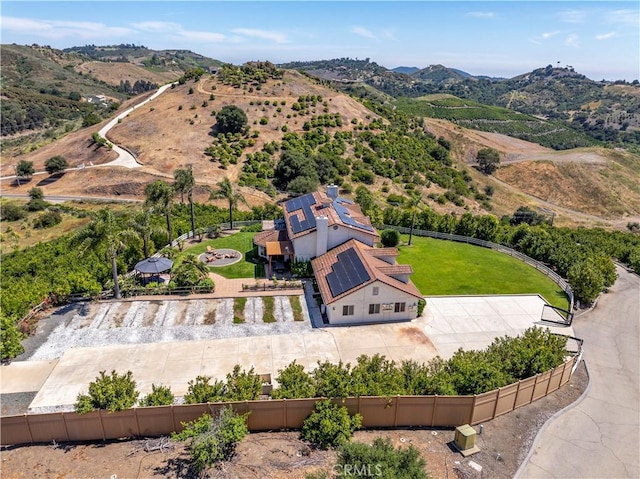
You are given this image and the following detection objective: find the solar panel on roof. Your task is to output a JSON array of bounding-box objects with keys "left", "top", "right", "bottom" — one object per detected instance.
[
  {"left": 287, "top": 193, "right": 318, "bottom": 234},
  {"left": 333, "top": 199, "right": 375, "bottom": 232},
  {"left": 326, "top": 247, "right": 371, "bottom": 297}
]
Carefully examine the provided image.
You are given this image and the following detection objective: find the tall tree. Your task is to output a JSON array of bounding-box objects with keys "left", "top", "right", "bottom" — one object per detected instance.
[
  {"left": 15, "top": 160, "right": 35, "bottom": 185},
  {"left": 210, "top": 178, "right": 246, "bottom": 230},
  {"left": 73, "top": 208, "right": 136, "bottom": 299},
  {"left": 174, "top": 165, "right": 197, "bottom": 237},
  {"left": 145, "top": 180, "right": 174, "bottom": 245},
  {"left": 406, "top": 190, "right": 423, "bottom": 246},
  {"left": 477, "top": 148, "right": 500, "bottom": 175},
  {"left": 130, "top": 207, "right": 166, "bottom": 258},
  {"left": 44, "top": 155, "right": 69, "bottom": 175}
]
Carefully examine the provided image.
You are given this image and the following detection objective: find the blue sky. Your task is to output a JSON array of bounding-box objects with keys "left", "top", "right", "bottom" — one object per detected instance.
[{"left": 1, "top": 1, "right": 638, "bottom": 80}]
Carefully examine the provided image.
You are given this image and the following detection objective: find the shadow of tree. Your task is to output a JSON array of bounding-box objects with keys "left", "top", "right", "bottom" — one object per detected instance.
[{"left": 153, "top": 455, "right": 200, "bottom": 479}]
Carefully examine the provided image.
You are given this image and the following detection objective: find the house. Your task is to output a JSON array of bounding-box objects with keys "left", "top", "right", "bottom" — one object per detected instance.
[
  {"left": 311, "top": 238, "right": 423, "bottom": 325},
  {"left": 282, "top": 185, "right": 379, "bottom": 261}
]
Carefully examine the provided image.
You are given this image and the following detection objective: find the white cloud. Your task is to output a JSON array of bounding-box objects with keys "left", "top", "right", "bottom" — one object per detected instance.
[
  {"left": 606, "top": 9, "right": 638, "bottom": 26},
  {"left": 565, "top": 34, "right": 580, "bottom": 48},
  {"left": 595, "top": 32, "right": 616, "bottom": 40},
  {"left": 558, "top": 10, "right": 586, "bottom": 24},
  {"left": 131, "top": 21, "right": 178, "bottom": 33},
  {"left": 231, "top": 28, "right": 288, "bottom": 44},
  {"left": 0, "top": 16, "right": 132, "bottom": 40},
  {"left": 350, "top": 26, "right": 376, "bottom": 40},
  {"left": 467, "top": 12, "right": 495, "bottom": 19},
  {"left": 382, "top": 29, "right": 396, "bottom": 40},
  {"left": 542, "top": 30, "right": 563, "bottom": 39},
  {"left": 132, "top": 21, "right": 225, "bottom": 43}
]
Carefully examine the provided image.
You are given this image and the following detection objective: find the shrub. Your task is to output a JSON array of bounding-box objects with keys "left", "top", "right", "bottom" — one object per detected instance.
[
  {"left": 0, "top": 202, "right": 27, "bottom": 221},
  {"left": 139, "top": 384, "right": 175, "bottom": 407},
  {"left": 183, "top": 375, "right": 225, "bottom": 404},
  {"left": 44, "top": 155, "right": 68, "bottom": 175},
  {"left": 33, "top": 210, "right": 62, "bottom": 229},
  {"left": 28, "top": 187, "right": 44, "bottom": 200},
  {"left": 224, "top": 365, "right": 261, "bottom": 401},
  {"left": 1, "top": 311, "right": 24, "bottom": 360},
  {"left": 272, "top": 360, "right": 316, "bottom": 399},
  {"left": 74, "top": 370, "right": 139, "bottom": 413},
  {"left": 417, "top": 298, "right": 426, "bottom": 317},
  {"left": 172, "top": 408, "right": 249, "bottom": 473},
  {"left": 291, "top": 260, "right": 313, "bottom": 277},
  {"left": 24, "top": 199, "right": 49, "bottom": 212},
  {"left": 301, "top": 399, "right": 362, "bottom": 449},
  {"left": 337, "top": 437, "right": 427, "bottom": 479},
  {"left": 380, "top": 229, "right": 400, "bottom": 247}
]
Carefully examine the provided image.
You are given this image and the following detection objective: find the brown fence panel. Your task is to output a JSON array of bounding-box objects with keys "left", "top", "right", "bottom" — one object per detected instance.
[
  {"left": 470, "top": 391, "right": 498, "bottom": 425},
  {"left": 514, "top": 377, "right": 536, "bottom": 409},
  {"left": 21, "top": 413, "right": 68, "bottom": 443},
  {"left": 1, "top": 416, "right": 34, "bottom": 445},
  {"left": 135, "top": 406, "right": 174, "bottom": 436},
  {"left": 395, "top": 396, "right": 435, "bottom": 427},
  {"left": 560, "top": 358, "right": 574, "bottom": 385},
  {"left": 431, "top": 396, "right": 474, "bottom": 427},
  {"left": 547, "top": 365, "right": 564, "bottom": 394},
  {"left": 494, "top": 383, "right": 519, "bottom": 418},
  {"left": 171, "top": 404, "right": 210, "bottom": 433},
  {"left": 284, "top": 398, "right": 316, "bottom": 429},
  {"left": 243, "top": 401, "right": 286, "bottom": 431},
  {"left": 357, "top": 397, "right": 397, "bottom": 428},
  {"left": 100, "top": 409, "right": 139, "bottom": 440},
  {"left": 64, "top": 411, "right": 104, "bottom": 441},
  {"left": 532, "top": 371, "right": 552, "bottom": 402}
]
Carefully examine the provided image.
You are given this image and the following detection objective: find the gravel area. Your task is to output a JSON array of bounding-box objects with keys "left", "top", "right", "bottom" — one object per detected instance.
[{"left": 17, "top": 297, "right": 312, "bottom": 362}]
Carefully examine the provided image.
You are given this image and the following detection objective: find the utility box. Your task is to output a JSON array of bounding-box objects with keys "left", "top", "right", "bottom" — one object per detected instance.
[{"left": 454, "top": 424, "right": 480, "bottom": 456}]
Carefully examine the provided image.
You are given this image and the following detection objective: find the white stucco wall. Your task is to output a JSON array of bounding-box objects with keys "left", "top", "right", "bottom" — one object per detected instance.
[
  {"left": 292, "top": 233, "right": 317, "bottom": 261},
  {"left": 326, "top": 281, "right": 420, "bottom": 325},
  {"left": 327, "top": 226, "right": 376, "bottom": 250}
]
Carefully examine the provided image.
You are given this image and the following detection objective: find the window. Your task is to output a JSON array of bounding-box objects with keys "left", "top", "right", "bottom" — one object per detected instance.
[
  {"left": 394, "top": 302, "right": 406, "bottom": 313},
  {"left": 368, "top": 304, "right": 380, "bottom": 314},
  {"left": 342, "top": 305, "right": 354, "bottom": 316},
  {"left": 372, "top": 286, "right": 379, "bottom": 296}
]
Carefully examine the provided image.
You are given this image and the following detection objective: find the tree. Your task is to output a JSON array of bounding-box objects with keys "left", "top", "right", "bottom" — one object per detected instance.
[
  {"left": 15, "top": 160, "right": 34, "bottom": 183},
  {"left": 139, "top": 384, "right": 175, "bottom": 407},
  {"left": 272, "top": 360, "right": 316, "bottom": 399},
  {"left": 301, "top": 399, "right": 362, "bottom": 449},
  {"left": 28, "top": 187, "right": 44, "bottom": 200},
  {"left": 73, "top": 208, "right": 137, "bottom": 299},
  {"left": 183, "top": 375, "right": 225, "bottom": 404},
  {"left": 129, "top": 207, "right": 166, "bottom": 258},
  {"left": 380, "top": 229, "right": 400, "bottom": 247},
  {"left": 274, "top": 150, "right": 319, "bottom": 194},
  {"left": 172, "top": 408, "right": 249, "bottom": 473},
  {"left": 174, "top": 165, "right": 197, "bottom": 237},
  {"left": 145, "top": 180, "right": 174, "bottom": 245},
  {"left": 477, "top": 148, "right": 500, "bottom": 174},
  {"left": 210, "top": 177, "right": 246, "bottom": 230},
  {"left": 406, "top": 190, "right": 423, "bottom": 246},
  {"left": 568, "top": 256, "right": 605, "bottom": 304},
  {"left": 215, "top": 105, "right": 248, "bottom": 134},
  {"left": 44, "top": 155, "right": 69, "bottom": 175},
  {"left": 224, "top": 365, "right": 262, "bottom": 401},
  {"left": 172, "top": 254, "right": 211, "bottom": 289},
  {"left": 1, "top": 311, "right": 24, "bottom": 361},
  {"left": 74, "top": 370, "right": 139, "bottom": 413},
  {"left": 337, "top": 437, "right": 427, "bottom": 479}
]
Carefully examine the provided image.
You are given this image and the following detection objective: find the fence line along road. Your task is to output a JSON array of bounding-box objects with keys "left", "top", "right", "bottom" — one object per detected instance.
[{"left": 381, "top": 225, "right": 574, "bottom": 312}]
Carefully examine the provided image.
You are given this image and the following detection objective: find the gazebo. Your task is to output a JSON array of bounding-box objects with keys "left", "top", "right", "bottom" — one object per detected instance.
[{"left": 134, "top": 257, "right": 173, "bottom": 284}]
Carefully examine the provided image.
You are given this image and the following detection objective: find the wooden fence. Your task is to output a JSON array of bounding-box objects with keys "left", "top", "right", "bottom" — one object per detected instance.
[{"left": 0, "top": 356, "right": 577, "bottom": 446}]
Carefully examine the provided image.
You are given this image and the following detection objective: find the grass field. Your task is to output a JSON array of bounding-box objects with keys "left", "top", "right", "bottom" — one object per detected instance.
[
  {"left": 397, "top": 235, "right": 569, "bottom": 310},
  {"left": 179, "top": 232, "right": 264, "bottom": 279}
]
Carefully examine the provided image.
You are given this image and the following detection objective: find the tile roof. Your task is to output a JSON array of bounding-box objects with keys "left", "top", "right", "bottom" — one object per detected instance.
[
  {"left": 311, "top": 238, "right": 422, "bottom": 305},
  {"left": 283, "top": 191, "right": 379, "bottom": 240},
  {"left": 253, "top": 229, "right": 288, "bottom": 247}
]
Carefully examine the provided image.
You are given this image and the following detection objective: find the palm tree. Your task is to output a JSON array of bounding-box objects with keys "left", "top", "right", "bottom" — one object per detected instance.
[
  {"left": 172, "top": 253, "right": 210, "bottom": 288},
  {"left": 129, "top": 207, "right": 166, "bottom": 258},
  {"left": 407, "top": 190, "right": 423, "bottom": 247},
  {"left": 174, "top": 165, "right": 196, "bottom": 237},
  {"left": 145, "top": 180, "right": 174, "bottom": 245},
  {"left": 209, "top": 177, "right": 247, "bottom": 230},
  {"left": 73, "top": 208, "right": 136, "bottom": 299}
]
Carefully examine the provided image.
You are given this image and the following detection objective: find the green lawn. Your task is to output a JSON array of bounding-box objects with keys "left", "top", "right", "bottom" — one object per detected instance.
[
  {"left": 397, "top": 236, "right": 569, "bottom": 310},
  {"left": 178, "top": 232, "right": 265, "bottom": 279}
]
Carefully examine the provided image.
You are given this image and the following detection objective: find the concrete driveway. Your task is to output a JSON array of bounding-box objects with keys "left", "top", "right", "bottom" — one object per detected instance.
[
  {"left": 0, "top": 293, "right": 573, "bottom": 413},
  {"left": 517, "top": 266, "right": 640, "bottom": 478}
]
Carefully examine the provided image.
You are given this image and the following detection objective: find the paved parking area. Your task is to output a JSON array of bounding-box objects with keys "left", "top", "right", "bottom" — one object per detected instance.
[{"left": 0, "top": 294, "right": 573, "bottom": 413}]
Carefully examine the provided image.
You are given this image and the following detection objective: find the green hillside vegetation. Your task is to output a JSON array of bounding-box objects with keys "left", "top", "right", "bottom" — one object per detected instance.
[{"left": 394, "top": 96, "right": 595, "bottom": 149}]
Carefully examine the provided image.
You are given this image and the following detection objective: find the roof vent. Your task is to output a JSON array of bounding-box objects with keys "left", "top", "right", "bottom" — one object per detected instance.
[{"left": 327, "top": 184, "right": 339, "bottom": 199}]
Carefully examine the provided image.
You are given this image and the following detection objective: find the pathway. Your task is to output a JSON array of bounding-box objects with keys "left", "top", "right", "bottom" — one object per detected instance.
[{"left": 516, "top": 266, "right": 640, "bottom": 478}]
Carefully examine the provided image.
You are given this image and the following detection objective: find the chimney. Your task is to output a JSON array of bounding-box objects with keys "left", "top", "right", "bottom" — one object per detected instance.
[
  {"left": 327, "top": 184, "right": 338, "bottom": 200},
  {"left": 315, "top": 216, "right": 329, "bottom": 257}
]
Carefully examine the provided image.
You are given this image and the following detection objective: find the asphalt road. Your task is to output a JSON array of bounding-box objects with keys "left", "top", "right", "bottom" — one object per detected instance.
[
  {"left": 0, "top": 194, "right": 142, "bottom": 204},
  {"left": 517, "top": 265, "right": 640, "bottom": 478}
]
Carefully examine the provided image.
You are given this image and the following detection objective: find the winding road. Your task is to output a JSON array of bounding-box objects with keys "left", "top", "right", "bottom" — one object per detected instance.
[{"left": 517, "top": 265, "right": 640, "bottom": 478}]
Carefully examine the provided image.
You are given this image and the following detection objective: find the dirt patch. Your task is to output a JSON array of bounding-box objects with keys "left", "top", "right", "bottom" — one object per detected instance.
[{"left": 0, "top": 362, "right": 587, "bottom": 479}]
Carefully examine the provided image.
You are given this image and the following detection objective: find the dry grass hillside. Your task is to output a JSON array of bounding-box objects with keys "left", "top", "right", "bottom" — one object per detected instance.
[
  {"left": 76, "top": 61, "right": 182, "bottom": 86},
  {"left": 2, "top": 66, "right": 639, "bottom": 229}
]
